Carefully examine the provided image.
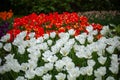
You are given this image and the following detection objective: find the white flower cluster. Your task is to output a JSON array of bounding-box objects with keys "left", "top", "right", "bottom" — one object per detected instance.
[
  {"left": 0, "top": 25, "right": 120, "bottom": 80},
  {"left": 109, "top": 54, "right": 119, "bottom": 74}
]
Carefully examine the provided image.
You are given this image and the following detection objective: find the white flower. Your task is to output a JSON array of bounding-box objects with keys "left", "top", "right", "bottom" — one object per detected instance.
[
  {"left": 80, "top": 67, "right": 87, "bottom": 75},
  {"left": 11, "top": 60, "right": 21, "bottom": 72},
  {"left": 97, "top": 50, "right": 105, "bottom": 57},
  {"left": 94, "top": 67, "right": 106, "bottom": 77},
  {"left": 41, "top": 42, "right": 49, "bottom": 51},
  {"left": 0, "top": 42, "right": 3, "bottom": 48},
  {"left": 100, "top": 25, "right": 110, "bottom": 35},
  {"left": 84, "top": 48, "right": 92, "bottom": 59},
  {"left": 97, "top": 41, "right": 107, "bottom": 50},
  {"left": 91, "top": 30, "right": 98, "bottom": 35},
  {"left": 62, "top": 56, "right": 72, "bottom": 63},
  {"left": 27, "top": 46, "right": 36, "bottom": 54},
  {"left": 98, "top": 37, "right": 107, "bottom": 43},
  {"left": 65, "top": 62, "right": 75, "bottom": 71},
  {"left": 86, "top": 66, "right": 93, "bottom": 76},
  {"left": 16, "top": 76, "right": 27, "bottom": 80},
  {"left": 21, "top": 63, "right": 29, "bottom": 71},
  {"left": 66, "top": 38, "right": 75, "bottom": 46},
  {"left": 5, "top": 59, "right": 21, "bottom": 73},
  {"left": 90, "top": 42, "right": 99, "bottom": 52},
  {"left": 87, "top": 35, "right": 94, "bottom": 43},
  {"left": 42, "top": 50, "right": 55, "bottom": 62},
  {"left": 59, "top": 32, "right": 70, "bottom": 39},
  {"left": 76, "top": 46, "right": 92, "bottom": 59},
  {"left": 47, "top": 55, "right": 58, "bottom": 62},
  {"left": 0, "top": 66, "right": 6, "bottom": 74},
  {"left": 28, "top": 38, "right": 37, "bottom": 46},
  {"left": 43, "top": 34, "right": 49, "bottom": 40},
  {"left": 0, "top": 34, "right": 10, "bottom": 42},
  {"left": 4, "top": 55, "right": 21, "bottom": 72},
  {"left": 36, "top": 37, "right": 44, "bottom": 43},
  {"left": 67, "top": 75, "right": 76, "bottom": 80},
  {"left": 47, "top": 39, "right": 53, "bottom": 46},
  {"left": 50, "top": 32, "right": 56, "bottom": 38},
  {"left": 18, "top": 45, "right": 25, "bottom": 54},
  {"left": 25, "top": 69, "right": 35, "bottom": 79},
  {"left": 74, "top": 44, "right": 85, "bottom": 52},
  {"left": 28, "top": 32, "right": 35, "bottom": 38},
  {"left": 75, "top": 33, "right": 87, "bottom": 44},
  {"left": 3, "top": 43, "right": 12, "bottom": 52},
  {"left": 16, "top": 31, "right": 27, "bottom": 40},
  {"left": 22, "top": 41, "right": 29, "bottom": 48},
  {"left": 68, "top": 29, "right": 75, "bottom": 35},
  {"left": 111, "top": 54, "right": 118, "bottom": 62},
  {"left": 68, "top": 67, "right": 80, "bottom": 78},
  {"left": 86, "top": 25, "right": 93, "bottom": 32},
  {"left": 2, "top": 64, "right": 12, "bottom": 73},
  {"left": 80, "top": 66, "right": 93, "bottom": 76},
  {"left": 44, "top": 62, "right": 54, "bottom": 71},
  {"left": 55, "top": 73, "right": 66, "bottom": 80},
  {"left": 76, "top": 51, "right": 85, "bottom": 58},
  {"left": 12, "top": 37, "right": 22, "bottom": 46},
  {"left": 109, "top": 54, "right": 119, "bottom": 74},
  {"left": 35, "top": 67, "right": 44, "bottom": 76},
  {"left": 28, "top": 60, "right": 37, "bottom": 69},
  {"left": 5, "top": 54, "right": 14, "bottom": 61},
  {"left": 51, "top": 45, "right": 60, "bottom": 54},
  {"left": 98, "top": 56, "right": 107, "bottom": 65},
  {"left": 55, "top": 60, "right": 65, "bottom": 71},
  {"left": 109, "top": 65, "right": 119, "bottom": 74},
  {"left": 87, "top": 60, "right": 96, "bottom": 67},
  {"left": 42, "top": 73, "right": 52, "bottom": 80},
  {"left": 28, "top": 51, "right": 40, "bottom": 60},
  {"left": 106, "top": 46, "right": 115, "bottom": 54},
  {"left": 73, "top": 44, "right": 80, "bottom": 52},
  {"left": 56, "top": 39, "right": 65, "bottom": 45},
  {"left": 42, "top": 50, "right": 53, "bottom": 57},
  {"left": 106, "top": 76, "right": 115, "bottom": 80},
  {"left": 95, "top": 77, "right": 102, "bottom": 80},
  {"left": 60, "top": 47, "right": 70, "bottom": 56}
]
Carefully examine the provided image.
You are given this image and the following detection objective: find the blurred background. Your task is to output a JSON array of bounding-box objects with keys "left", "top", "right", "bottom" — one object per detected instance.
[{"left": 0, "top": 0, "right": 120, "bottom": 15}]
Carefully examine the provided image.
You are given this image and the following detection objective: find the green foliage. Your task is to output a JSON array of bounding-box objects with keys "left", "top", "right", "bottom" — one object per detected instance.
[
  {"left": 112, "top": 24, "right": 120, "bottom": 36},
  {"left": 9, "top": 0, "right": 120, "bottom": 15},
  {"left": 88, "top": 14, "right": 120, "bottom": 25}
]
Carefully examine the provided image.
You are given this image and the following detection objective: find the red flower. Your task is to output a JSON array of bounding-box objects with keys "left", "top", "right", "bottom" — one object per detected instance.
[
  {"left": 92, "top": 23, "right": 103, "bottom": 31},
  {"left": 34, "top": 27, "right": 44, "bottom": 38},
  {"left": 74, "top": 29, "right": 80, "bottom": 36},
  {"left": 58, "top": 27, "right": 66, "bottom": 33},
  {"left": 9, "top": 12, "right": 104, "bottom": 42},
  {"left": 80, "top": 16, "right": 88, "bottom": 23}
]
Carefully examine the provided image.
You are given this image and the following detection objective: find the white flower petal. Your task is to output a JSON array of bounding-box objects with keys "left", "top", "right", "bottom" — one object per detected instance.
[
  {"left": 0, "top": 34, "right": 10, "bottom": 42},
  {"left": 98, "top": 56, "right": 107, "bottom": 65},
  {"left": 42, "top": 73, "right": 52, "bottom": 80},
  {"left": 3, "top": 43, "right": 12, "bottom": 52}
]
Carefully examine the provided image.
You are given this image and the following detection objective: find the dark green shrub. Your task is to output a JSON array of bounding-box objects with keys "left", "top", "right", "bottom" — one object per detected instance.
[{"left": 9, "top": 0, "right": 120, "bottom": 15}]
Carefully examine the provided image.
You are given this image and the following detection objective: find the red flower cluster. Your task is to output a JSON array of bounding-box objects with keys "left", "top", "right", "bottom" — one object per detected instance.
[{"left": 7, "top": 12, "right": 103, "bottom": 41}]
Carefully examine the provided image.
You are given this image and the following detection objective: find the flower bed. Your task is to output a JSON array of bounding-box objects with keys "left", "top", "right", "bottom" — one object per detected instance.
[{"left": 0, "top": 12, "right": 120, "bottom": 80}]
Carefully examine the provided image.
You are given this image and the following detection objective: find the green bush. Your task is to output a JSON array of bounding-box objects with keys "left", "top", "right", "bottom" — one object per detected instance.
[{"left": 9, "top": 0, "right": 120, "bottom": 15}]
